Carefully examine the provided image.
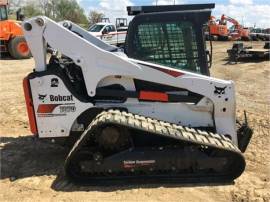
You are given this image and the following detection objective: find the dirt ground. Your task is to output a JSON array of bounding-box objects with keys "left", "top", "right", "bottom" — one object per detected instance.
[{"left": 0, "top": 41, "right": 269, "bottom": 202}]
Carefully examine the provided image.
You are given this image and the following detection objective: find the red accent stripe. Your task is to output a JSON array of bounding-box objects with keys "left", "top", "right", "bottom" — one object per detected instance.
[
  {"left": 23, "top": 77, "right": 37, "bottom": 134},
  {"left": 159, "top": 68, "right": 184, "bottom": 77},
  {"left": 139, "top": 91, "right": 168, "bottom": 102},
  {"left": 151, "top": 67, "right": 184, "bottom": 77},
  {"left": 37, "top": 104, "right": 61, "bottom": 113},
  {"left": 143, "top": 64, "right": 185, "bottom": 77}
]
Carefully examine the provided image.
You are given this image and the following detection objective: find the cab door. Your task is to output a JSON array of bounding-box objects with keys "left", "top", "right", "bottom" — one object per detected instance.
[
  {"left": 101, "top": 25, "right": 114, "bottom": 44},
  {"left": 108, "top": 25, "right": 118, "bottom": 45}
]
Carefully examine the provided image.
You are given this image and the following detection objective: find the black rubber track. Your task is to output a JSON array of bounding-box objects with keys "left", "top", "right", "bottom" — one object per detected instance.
[{"left": 65, "top": 110, "right": 245, "bottom": 185}]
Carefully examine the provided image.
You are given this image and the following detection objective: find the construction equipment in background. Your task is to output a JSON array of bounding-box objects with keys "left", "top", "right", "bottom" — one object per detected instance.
[
  {"left": 206, "top": 15, "right": 229, "bottom": 41},
  {"left": 88, "top": 17, "right": 128, "bottom": 46},
  {"left": 262, "top": 28, "right": 270, "bottom": 41},
  {"left": 220, "top": 14, "right": 250, "bottom": 41},
  {"left": 227, "top": 42, "right": 270, "bottom": 63},
  {"left": 22, "top": 4, "right": 253, "bottom": 184},
  {"left": 100, "top": 17, "right": 110, "bottom": 23},
  {"left": 115, "top": 18, "right": 128, "bottom": 31},
  {"left": 0, "top": 0, "right": 31, "bottom": 59},
  {"left": 250, "top": 28, "right": 270, "bottom": 41}
]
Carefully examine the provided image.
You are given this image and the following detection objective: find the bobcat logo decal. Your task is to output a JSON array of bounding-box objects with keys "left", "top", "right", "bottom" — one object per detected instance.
[
  {"left": 38, "top": 94, "right": 47, "bottom": 102},
  {"left": 214, "top": 86, "right": 227, "bottom": 95}
]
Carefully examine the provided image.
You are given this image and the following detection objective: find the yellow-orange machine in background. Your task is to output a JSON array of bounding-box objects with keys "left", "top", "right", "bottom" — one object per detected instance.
[{"left": 0, "top": 0, "right": 31, "bottom": 59}]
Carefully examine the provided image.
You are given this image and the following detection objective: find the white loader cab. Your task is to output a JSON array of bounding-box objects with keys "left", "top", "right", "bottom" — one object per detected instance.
[{"left": 88, "top": 22, "right": 127, "bottom": 46}]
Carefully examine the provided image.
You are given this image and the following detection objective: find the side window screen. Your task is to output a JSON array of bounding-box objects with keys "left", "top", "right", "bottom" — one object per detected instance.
[{"left": 133, "top": 22, "right": 201, "bottom": 73}]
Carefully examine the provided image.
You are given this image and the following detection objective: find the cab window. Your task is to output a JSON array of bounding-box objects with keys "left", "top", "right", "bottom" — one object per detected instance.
[
  {"left": 132, "top": 21, "right": 201, "bottom": 74},
  {"left": 0, "top": 6, "right": 8, "bottom": 21},
  {"left": 104, "top": 26, "right": 111, "bottom": 33},
  {"left": 104, "top": 25, "right": 115, "bottom": 33},
  {"left": 110, "top": 25, "right": 116, "bottom": 32},
  {"left": 89, "top": 24, "right": 104, "bottom": 32}
]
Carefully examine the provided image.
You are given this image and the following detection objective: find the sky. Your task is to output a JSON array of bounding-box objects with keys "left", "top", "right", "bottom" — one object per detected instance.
[{"left": 76, "top": 0, "right": 270, "bottom": 28}]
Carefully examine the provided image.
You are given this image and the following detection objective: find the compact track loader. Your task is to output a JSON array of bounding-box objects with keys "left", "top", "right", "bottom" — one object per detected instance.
[{"left": 22, "top": 4, "right": 252, "bottom": 184}]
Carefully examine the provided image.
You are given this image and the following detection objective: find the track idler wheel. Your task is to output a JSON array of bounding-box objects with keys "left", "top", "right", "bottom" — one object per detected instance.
[{"left": 96, "top": 125, "right": 131, "bottom": 151}]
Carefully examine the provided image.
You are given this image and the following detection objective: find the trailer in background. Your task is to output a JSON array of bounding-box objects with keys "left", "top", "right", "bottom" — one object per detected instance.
[{"left": 227, "top": 42, "right": 270, "bottom": 63}]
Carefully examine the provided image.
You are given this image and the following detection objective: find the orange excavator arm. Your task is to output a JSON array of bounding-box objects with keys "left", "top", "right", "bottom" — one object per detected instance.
[
  {"left": 220, "top": 14, "right": 241, "bottom": 29},
  {"left": 220, "top": 14, "right": 250, "bottom": 40}
]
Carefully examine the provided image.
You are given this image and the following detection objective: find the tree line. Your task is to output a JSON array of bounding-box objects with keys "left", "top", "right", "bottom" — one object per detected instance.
[{"left": 8, "top": 0, "right": 105, "bottom": 27}]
